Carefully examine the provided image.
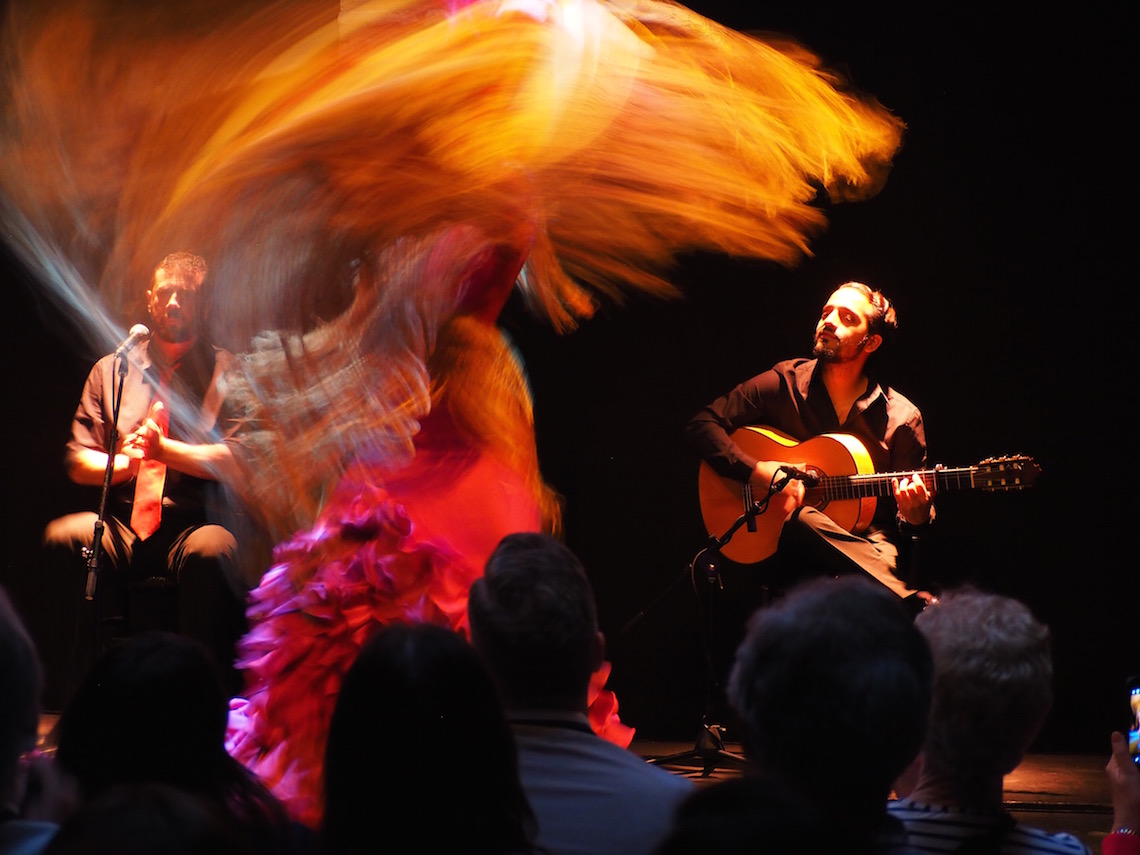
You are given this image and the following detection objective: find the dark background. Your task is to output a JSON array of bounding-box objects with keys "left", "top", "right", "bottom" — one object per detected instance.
[{"left": 1, "top": 5, "right": 1129, "bottom": 752}]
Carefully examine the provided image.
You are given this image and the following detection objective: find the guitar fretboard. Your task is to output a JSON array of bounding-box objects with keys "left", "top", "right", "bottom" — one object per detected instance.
[
  {"left": 815, "top": 458, "right": 1037, "bottom": 498},
  {"left": 816, "top": 466, "right": 978, "bottom": 499}
]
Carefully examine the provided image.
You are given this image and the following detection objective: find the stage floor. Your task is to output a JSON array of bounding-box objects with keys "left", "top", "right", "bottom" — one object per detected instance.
[{"left": 634, "top": 738, "right": 1114, "bottom": 853}]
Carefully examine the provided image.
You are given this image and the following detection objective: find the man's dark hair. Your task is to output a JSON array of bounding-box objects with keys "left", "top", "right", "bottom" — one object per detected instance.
[
  {"left": 468, "top": 532, "right": 599, "bottom": 709},
  {"left": 154, "top": 251, "right": 208, "bottom": 284},
  {"left": 838, "top": 280, "right": 897, "bottom": 345},
  {"left": 726, "top": 576, "right": 932, "bottom": 838}
]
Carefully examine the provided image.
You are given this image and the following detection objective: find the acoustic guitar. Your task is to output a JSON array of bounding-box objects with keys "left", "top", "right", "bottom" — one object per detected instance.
[{"left": 698, "top": 425, "right": 1040, "bottom": 565}]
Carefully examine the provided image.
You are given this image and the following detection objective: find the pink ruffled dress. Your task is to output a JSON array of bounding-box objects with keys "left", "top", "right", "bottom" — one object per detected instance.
[{"left": 226, "top": 242, "right": 633, "bottom": 828}]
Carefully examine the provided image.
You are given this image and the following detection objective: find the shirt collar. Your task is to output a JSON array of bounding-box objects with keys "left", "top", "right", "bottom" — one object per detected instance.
[
  {"left": 507, "top": 709, "right": 593, "bottom": 732},
  {"left": 800, "top": 358, "right": 887, "bottom": 421}
]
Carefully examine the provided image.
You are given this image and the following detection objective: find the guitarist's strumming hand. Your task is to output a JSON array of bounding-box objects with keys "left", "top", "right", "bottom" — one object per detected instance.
[
  {"left": 893, "top": 474, "right": 932, "bottom": 526},
  {"left": 751, "top": 459, "right": 807, "bottom": 515}
]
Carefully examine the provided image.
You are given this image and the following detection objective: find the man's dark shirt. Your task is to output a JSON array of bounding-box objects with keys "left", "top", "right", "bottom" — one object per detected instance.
[
  {"left": 685, "top": 357, "right": 927, "bottom": 532},
  {"left": 68, "top": 338, "right": 235, "bottom": 519}
]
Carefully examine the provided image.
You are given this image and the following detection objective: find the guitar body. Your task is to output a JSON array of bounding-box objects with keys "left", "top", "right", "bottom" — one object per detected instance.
[
  {"left": 698, "top": 426, "right": 1038, "bottom": 567},
  {"left": 698, "top": 426, "right": 878, "bottom": 565}
]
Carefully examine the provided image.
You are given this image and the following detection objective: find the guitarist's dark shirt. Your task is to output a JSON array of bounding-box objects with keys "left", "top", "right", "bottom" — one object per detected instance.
[{"left": 685, "top": 357, "right": 927, "bottom": 533}]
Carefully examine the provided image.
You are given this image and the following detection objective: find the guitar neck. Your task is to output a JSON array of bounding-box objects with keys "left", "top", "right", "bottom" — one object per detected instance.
[{"left": 817, "top": 466, "right": 978, "bottom": 500}]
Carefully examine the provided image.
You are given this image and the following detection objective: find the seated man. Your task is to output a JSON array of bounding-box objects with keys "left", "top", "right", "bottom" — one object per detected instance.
[
  {"left": 726, "top": 575, "right": 933, "bottom": 852},
  {"left": 685, "top": 281, "right": 933, "bottom": 605},
  {"left": 468, "top": 532, "right": 693, "bottom": 855},
  {"left": 42, "top": 251, "right": 251, "bottom": 695},
  {"left": 890, "top": 587, "right": 1091, "bottom": 854}
]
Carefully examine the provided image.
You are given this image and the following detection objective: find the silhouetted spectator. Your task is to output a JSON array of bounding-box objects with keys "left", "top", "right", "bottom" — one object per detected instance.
[
  {"left": 726, "top": 575, "right": 933, "bottom": 853},
  {"left": 652, "top": 775, "right": 846, "bottom": 855},
  {"left": 889, "top": 587, "right": 1090, "bottom": 854},
  {"left": 52, "top": 632, "right": 305, "bottom": 854},
  {"left": 1, "top": 585, "right": 61, "bottom": 855},
  {"left": 468, "top": 532, "right": 692, "bottom": 855},
  {"left": 42, "top": 783, "right": 249, "bottom": 855},
  {"left": 320, "top": 622, "right": 536, "bottom": 855}
]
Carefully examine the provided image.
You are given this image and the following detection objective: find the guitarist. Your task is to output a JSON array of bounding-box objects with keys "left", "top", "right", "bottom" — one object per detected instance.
[{"left": 685, "top": 281, "right": 934, "bottom": 611}]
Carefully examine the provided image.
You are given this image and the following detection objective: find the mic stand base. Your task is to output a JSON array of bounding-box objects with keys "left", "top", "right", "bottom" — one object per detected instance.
[{"left": 646, "top": 718, "right": 749, "bottom": 777}]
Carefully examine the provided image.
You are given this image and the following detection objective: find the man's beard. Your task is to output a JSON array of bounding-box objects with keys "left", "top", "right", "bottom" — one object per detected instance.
[
  {"left": 154, "top": 316, "right": 196, "bottom": 344},
  {"left": 813, "top": 337, "right": 839, "bottom": 362},
  {"left": 812, "top": 333, "right": 868, "bottom": 363}
]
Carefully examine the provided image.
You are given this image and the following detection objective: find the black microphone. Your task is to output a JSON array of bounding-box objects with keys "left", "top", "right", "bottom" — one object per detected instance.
[
  {"left": 777, "top": 465, "right": 820, "bottom": 488},
  {"left": 114, "top": 324, "right": 151, "bottom": 358}
]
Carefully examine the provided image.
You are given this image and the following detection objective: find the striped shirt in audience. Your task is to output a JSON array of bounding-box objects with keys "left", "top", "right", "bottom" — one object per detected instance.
[{"left": 887, "top": 799, "right": 1092, "bottom": 854}]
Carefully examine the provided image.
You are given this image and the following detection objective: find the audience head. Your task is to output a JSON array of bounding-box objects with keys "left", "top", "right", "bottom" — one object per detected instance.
[
  {"left": 54, "top": 632, "right": 299, "bottom": 853},
  {"left": 468, "top": 532, "right": 603, "bottom": 711},
  {"left": 653, "top": 776, "right": 848, "bottom": 855},
  {"left": 322, "top": 621, "right": 535, "bottom": 855},
  {"left": 913, "top": 586, "right": 1053, "bottom": 791},
  {"left": 726, "top": 576, "right": 932, "bottom": 834},
  {"left": 54, "top": 632, "right": 229, "bottom": 798},
  {"left": 42, "top": 783, "right": 249, "bottom": 855},
  {"left": 0, "top": 585, "right": 43, "bottom": 790}
]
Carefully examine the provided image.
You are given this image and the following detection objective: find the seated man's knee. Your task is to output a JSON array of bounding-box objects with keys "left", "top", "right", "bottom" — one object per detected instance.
[
  {"left": 781, "top": 507, "right": 830, "bottom": 549},
  {"left": 176, "top": 526, "right": 242, "bottom": 594},
  {"left": 43, "top": 512, "right": 96, "bottom": 552},
  {"left": 786, "top": 506, "right": 829, "bottom": 531}
]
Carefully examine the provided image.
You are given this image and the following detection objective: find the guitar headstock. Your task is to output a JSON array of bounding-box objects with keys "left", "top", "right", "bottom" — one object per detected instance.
[{"left": 974, "top": 456, "right": 1041, "bottom": 491}]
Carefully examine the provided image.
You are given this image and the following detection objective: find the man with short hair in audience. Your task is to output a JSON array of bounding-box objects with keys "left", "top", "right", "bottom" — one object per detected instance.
[
  {"left": 889, "top": 587, "right": 1091, "bottom": 854},
  {"left": 468, "top": 533, "right": 693, "bottom": 855},
  {"left": 726, "top": 575, "right": 933, "bottom": 853}
]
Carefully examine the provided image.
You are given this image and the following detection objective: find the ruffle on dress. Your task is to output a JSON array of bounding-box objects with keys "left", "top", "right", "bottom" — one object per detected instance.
[{"left": 226, "top": 481, "right": 631, "bottom": 827}]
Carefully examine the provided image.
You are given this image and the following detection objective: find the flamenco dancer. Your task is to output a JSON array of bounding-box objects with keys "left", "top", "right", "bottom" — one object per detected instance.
[{"left": 2, "top": 0, "right": 904, "bottom": 825}]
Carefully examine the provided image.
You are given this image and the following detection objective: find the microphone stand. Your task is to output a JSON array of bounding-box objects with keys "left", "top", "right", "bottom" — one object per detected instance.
[
  {"left": 646, "top": 483, "right": 783, "bottom": 776},
  {"left": 82, "top": 351, "right": 131, "bottom": 653}
]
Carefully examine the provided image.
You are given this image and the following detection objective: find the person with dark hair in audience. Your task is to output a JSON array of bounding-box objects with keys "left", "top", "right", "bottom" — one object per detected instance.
[
  {"left": 1, "top": 585, "right": 68, "bottom": 855},
  {"left": 725, "top": 575, "right": 933, "bottom": 853},
  {"left": 889, "top": 587, "right": 1091, "bottom": 854},
  {"left": 50, "top": 632, "right": 305, "bottom": 855},
  {"left": 652, "top": 775, "right": 847, "bottom": 855},
  {"left": 467, "top": 532, "right": 693, "bottom": 855},
  {"left": 42, "top": 783, "right": 250, "bottom": 855},
  {"left": 320, "top": 621, "right": 537, "bottom": 855}
]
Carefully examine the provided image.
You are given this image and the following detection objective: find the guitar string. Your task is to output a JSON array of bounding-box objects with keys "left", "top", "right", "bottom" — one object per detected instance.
[{"left": 814, "top": 465, "right": 1031, "bottom": 497}]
